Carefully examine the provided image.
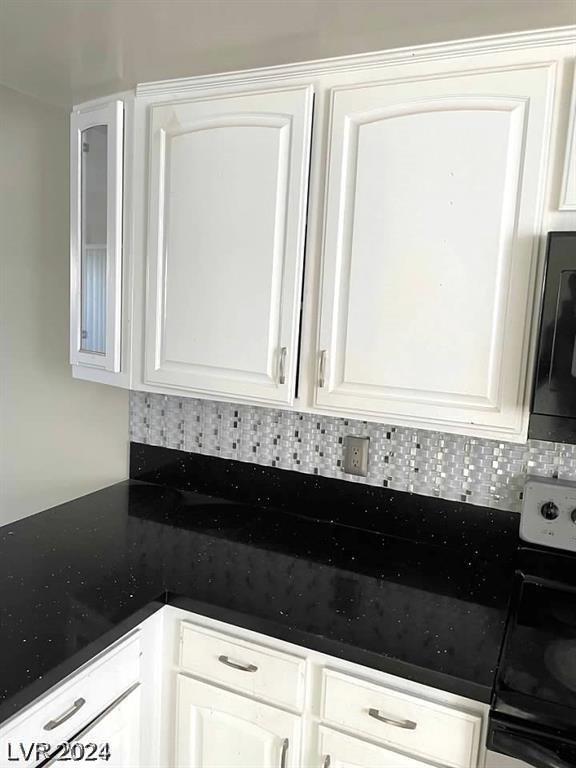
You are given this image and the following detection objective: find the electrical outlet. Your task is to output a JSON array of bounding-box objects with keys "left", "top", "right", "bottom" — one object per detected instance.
[{"left": 343, "top": 436, "right": 369, "bottom": 477}]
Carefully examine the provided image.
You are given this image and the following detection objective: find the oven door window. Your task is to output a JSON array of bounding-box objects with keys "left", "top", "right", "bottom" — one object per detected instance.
[{"left": 500, "top": 579, "right": 576, "bottom": 711}]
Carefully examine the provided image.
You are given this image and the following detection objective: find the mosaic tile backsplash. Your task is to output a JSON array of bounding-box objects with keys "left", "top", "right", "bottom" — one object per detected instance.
[{"left": 129, "top": 391, "right": 576, "bottom": 514}]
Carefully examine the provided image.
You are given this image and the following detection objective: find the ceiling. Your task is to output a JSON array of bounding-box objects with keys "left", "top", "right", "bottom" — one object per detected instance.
[{"left": 0, "top": 0, "right": 574, "bottom": 107}]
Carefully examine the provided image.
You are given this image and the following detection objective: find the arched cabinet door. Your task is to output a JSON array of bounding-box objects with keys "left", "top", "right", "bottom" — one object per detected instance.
[
  {"left": 175, "top": 675, "right": 301, "bottom": 768},
  {"left": 315, "top": 64, "right": 556, "bottom": 441},
  {"left": 145, "top": 86, "right": 313, "bottom": 405}
]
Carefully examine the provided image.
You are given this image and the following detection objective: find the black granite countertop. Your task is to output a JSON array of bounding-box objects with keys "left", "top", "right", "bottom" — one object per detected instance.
[{"left": 0, "top": 444, "right": 520, "bottom": 726}]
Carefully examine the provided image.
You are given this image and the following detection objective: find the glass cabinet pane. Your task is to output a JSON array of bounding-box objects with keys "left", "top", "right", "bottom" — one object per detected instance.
[{"left": 80, "top": 124, "right": 108, "bottom": 354}]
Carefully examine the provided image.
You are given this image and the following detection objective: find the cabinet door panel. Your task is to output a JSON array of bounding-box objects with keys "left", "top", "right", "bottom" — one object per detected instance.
[
  {"left": 74, "top": 685, "right": 141, "bottom": 768},
  {"left": 318, "top": 727, "right": 434, "bottom": 768},
  {"left": 175, "top": 674, "right": 300, "bottom": 768},
  {"left": 146, "top": 87, "right": 313, "bottom": 404},
  {"left": 316, "top": 65, "right": 555, "bottom": 439}
]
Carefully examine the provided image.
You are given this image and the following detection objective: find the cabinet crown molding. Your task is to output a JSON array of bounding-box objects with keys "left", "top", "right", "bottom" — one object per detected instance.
[{"left": 136, "top": 25, "right": 576, "bottom": 98}]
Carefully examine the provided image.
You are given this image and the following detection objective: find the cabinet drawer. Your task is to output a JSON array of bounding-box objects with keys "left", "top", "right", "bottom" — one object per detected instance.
[
  {"left": 0, "top": 633, "right": 140, "bottom": 768},
  {"left": 179, "top": 622, "right": 305, "bottom": 710},
  {"left": 320, "top": 670, "right": 482, "bottom": 768}
]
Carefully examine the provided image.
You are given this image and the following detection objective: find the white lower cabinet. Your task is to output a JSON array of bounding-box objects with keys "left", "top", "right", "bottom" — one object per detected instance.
[
  {"left": 318, "top": 726, "right": 434, "bottom": 768},
  {"left": 175, "top": 675, "right": 301, "bottom": 768},
  {"left": 165, "top": 609, "right": 488, "bottom": 768},
  {"left": 1, "top": 608, "right": 490, "bottom": 768}
]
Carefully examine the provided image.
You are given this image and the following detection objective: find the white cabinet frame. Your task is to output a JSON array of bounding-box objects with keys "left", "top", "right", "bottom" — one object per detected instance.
[{"left": 70, "top": 100, "right": 124, "bottom": 372}]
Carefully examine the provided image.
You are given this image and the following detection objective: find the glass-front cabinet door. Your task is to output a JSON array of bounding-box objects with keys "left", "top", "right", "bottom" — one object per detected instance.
[{"left": 70, "top": 100, "right": 123, "bottom": 372}]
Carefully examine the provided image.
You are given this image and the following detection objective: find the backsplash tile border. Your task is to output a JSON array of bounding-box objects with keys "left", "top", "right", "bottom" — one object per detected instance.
[{"left": 129, "top": 391, "right": 576, "bottom": 514}]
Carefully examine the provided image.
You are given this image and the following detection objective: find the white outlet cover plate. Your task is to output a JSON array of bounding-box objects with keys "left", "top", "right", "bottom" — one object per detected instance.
[
  {"left": 343, "top": 435, "right": 369, "bottom": 477},
  {"left": 521, "top": 476, "right": 576, "bottom": 553}
]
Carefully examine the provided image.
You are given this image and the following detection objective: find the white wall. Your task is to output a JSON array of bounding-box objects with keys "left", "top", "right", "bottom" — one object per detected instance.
[
  {"left": 0, "top": 0, "right": 574, "bottom": 106},
  {"left": 0, "top": 83, "right": 129, "bottom": 527}
]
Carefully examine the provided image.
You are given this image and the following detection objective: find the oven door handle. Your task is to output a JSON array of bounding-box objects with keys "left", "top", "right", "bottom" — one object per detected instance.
[{"left": 492, "top": 730, "right": 573, "bottom": 768}]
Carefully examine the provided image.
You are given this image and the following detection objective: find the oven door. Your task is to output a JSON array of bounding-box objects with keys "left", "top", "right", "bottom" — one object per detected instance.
[{"left": 488, "top": 715, "right": 576, "bottom": 768}]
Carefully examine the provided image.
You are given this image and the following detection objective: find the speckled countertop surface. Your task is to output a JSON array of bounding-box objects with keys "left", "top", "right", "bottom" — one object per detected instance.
[{"left": 0, "top": 444, "right": 520, "bottom": 726}]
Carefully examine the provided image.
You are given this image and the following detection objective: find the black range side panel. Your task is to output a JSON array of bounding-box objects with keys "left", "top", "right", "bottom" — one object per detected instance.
[{"left": 529, "top": 232, "right": 576, "bottom": 444}]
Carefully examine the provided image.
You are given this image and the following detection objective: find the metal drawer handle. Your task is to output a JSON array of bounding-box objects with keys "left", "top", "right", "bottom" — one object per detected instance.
[
  {"left": 278, "top": 347, "right": 287, "bottom": 385},
  {"left": 318, "top": 350, "right": 327, "bottom": 387},
  {"left": 280, "top": 738, "right": 289, "bottom": 768},
  {"left": 368, "top": 708, "right": 417, "bottom": 730},
  {"left": 218, "top": 654, "right": 258, "bottom": 673},
  {"left": 43, "top": 698, "right": 86, "bottom": 731}
]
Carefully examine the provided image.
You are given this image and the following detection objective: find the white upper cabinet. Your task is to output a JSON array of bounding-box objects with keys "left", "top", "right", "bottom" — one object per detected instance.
[
  {"left": 70, "top": 100, "right": 124, "bottom": 375},
  {"left": 143, "top": 86, "right": 313, "bottom": 405},
  {"left": 315, "top": 64, "right": 556, "bottom": 440},
  {"left": 71, "top": 30, "right": 576, "bottom": 438}
]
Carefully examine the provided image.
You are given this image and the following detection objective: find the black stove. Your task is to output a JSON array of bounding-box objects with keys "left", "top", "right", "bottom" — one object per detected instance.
[{"left": 489, "top": 478, "right": 576, "bottom": 768}]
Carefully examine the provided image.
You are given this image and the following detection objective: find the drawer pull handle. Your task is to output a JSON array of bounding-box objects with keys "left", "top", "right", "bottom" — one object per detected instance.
[
  {"left": 278, "top": 347, "right": 287, "bottom": 385},
  {"left": 218, "top": 654, "right": 258, "bottom": 673},
  {"left": 368, "top": 708, "right": 417, "bottom": 730},
  {"left": 43, "top": 698, "right": 86, "bottom": 731},
  {"left": 318, "top": 349, "right": 327, "bottom": 388},
  {"left": 280, "top": 738, "right": 289, "bottom": 768}
]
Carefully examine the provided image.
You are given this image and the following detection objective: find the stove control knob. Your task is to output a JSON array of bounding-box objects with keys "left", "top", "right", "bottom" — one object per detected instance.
[{"left": 540, "top": 501, "right": 559, "bottom": 520}]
